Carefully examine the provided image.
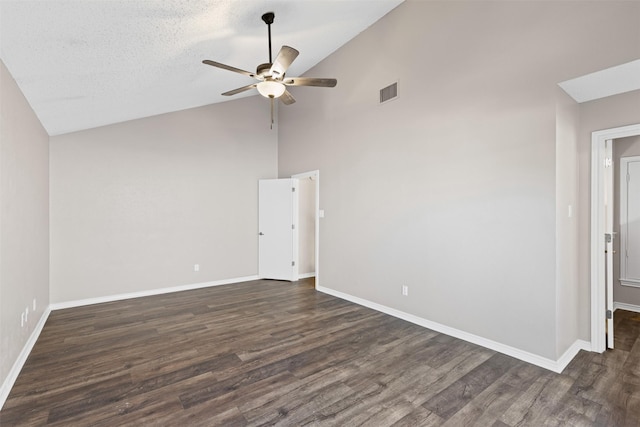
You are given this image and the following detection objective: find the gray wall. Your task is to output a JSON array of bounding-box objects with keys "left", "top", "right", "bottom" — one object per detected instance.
[
  {"left": 0, "top": 60, "right": 49, "bottom": 394},
  {"left": 613, "top": 135, "right": 640, "bottom": 307},
  {"left": 279, "top": 0, "right": 640, "bottom": 359},
  {"left": 50, "top": 98, "right": 277, "bottom": 303}
]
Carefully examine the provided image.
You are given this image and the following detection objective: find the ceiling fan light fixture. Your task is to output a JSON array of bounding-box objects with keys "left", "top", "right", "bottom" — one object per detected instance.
[{"left": 257, "top": 80, "right": 286, "bottom": 98}]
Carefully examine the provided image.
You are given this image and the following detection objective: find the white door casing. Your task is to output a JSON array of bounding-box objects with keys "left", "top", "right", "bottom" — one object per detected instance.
[
  {"left": 258, "top": 179, "right": 299, "bottom": 281},
  {"left": 591, "top": 124, "right": 640, "bottom": 353},
  {"left": 604, "top": 139, "right": 614, "bottom": 349}
]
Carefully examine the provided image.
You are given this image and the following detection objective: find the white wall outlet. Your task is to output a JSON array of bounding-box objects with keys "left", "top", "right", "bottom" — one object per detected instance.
[
  {"left": 568, "top": 204, "right": 573, "bottom": 218},
  {"left": 319, "top": 209, "right": 325, "bottom": 218},
  {"left": 194, "top": 264, "right": 199, "bottom": 272},
  {"left": 402, "top": 285, "right": 409, "bottom": 296}
]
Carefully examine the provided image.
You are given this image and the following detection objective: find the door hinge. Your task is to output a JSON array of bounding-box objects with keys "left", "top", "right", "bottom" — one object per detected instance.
[
  {"left": 606, "top": 310, "right": 612, "bottom": 319},
  {"left": 291, "top": 261, "right": 295, "bottom": 266},
  {"left": 605, "top": 158, "right": 613, "bottom": 168},
  {"left": 605, "top": 233, "right": 612, "bottom": 243},
  {"left": 292, "top": 187, "right": 296, "bottom": 192},
  {"left": 292, "top": 224, "right": 295, "bottom": 230}
]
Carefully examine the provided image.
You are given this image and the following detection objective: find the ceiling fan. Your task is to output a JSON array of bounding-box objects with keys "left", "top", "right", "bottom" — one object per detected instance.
[{"left": 202, "top": 12, "right": 337, "bottom": 128}]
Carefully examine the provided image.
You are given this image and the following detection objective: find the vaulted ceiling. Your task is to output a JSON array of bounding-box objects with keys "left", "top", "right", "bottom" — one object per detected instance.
[{"left": 0, "top": 0, "right": 403, "bottom": 135}]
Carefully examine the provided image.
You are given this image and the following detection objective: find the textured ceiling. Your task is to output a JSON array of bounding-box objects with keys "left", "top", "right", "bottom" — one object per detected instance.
[{"left": 0, "top": 0, "right": 403, "bottom": 135}]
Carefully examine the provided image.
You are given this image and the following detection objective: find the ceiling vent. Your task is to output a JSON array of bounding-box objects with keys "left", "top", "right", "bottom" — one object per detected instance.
[{"left": 379, "top": 82, "right": 398, "bottom": 104}]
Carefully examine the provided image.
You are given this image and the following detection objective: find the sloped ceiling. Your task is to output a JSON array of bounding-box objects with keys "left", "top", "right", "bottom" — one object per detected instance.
[
  {"left": 0, "top": 0, "right": 403, "bottom": 135},
  {"left": 558, "top": 59, "right": 640, "bottom": 104}
]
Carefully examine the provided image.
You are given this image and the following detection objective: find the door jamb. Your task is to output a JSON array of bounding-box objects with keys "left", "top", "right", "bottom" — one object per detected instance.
[
  {"left": 591, "top": 123, "right": 640, "bottom": 352},
  {"left": 291, "top": 170, "right": 320, "bottom": 286}
]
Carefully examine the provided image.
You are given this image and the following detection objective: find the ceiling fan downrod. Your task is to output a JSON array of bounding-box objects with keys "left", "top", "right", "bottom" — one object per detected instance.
[{"left": 261, "top": 12, "right": 275, "bottom": 64}]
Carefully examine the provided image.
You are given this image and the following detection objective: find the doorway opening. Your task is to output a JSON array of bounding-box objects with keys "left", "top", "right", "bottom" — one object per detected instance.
[
  {"left": 612, "top": 309, "right": 640, "bottom": 352},
  {"left": 292, "top": 170, "right": 320, "bottom": 288},
  {"left": 590, "top": 124, "right": 640, "bottom": 352}
]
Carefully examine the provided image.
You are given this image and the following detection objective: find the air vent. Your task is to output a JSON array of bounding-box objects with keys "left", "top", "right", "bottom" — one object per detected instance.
[{"left": 379, "top": 82, "right": 398, "bottom": 104}]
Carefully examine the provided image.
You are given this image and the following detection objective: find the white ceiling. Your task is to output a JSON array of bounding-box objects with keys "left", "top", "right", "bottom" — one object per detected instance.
[
  {"left": 558, "top": 59, "right": 640, "bottom": 104},
  {"left": 0, "top": 0, "right": 403, "bottom": 136}
]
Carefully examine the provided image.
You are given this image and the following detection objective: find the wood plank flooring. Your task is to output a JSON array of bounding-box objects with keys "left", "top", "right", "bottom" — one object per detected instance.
[{"left": 1, "top": 278, "right": 639, "bottom": 426}]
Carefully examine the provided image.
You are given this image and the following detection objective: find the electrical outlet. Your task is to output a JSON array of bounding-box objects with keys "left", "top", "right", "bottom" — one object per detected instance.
[
  {"left": 402, "top": 285, "right": 409, "bottom": 296},
  {"left": 194, "top": 264, "right": 199, "bottom": 272}
]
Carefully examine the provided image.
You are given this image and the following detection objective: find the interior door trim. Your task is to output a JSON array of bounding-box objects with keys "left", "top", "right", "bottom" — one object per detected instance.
[{"left": 590, "top": 123, "right": 640, "bottom": 352}]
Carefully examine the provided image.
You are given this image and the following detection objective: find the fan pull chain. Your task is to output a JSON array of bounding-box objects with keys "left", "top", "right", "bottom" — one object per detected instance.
[{"left": 270, "top": 98, "right": 274, "bottom": 130}]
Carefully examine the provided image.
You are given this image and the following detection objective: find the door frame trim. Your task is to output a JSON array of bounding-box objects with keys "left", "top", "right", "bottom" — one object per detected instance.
[
  {"left": 590, "top": 123, "right": 640, "bottom": 352},
  {"left": 292, "top": 170, "right": 320, "bottom": 285}
]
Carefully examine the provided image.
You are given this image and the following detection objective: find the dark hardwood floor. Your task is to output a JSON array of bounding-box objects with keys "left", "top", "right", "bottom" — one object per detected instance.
[{"left": 1, "top": 278, "right": 639, "bottom": 426}]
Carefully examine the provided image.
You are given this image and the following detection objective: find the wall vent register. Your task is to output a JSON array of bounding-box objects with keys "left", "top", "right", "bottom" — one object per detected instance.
[{"left": 380, "top": 82, "right": 398, "bottom": 104}]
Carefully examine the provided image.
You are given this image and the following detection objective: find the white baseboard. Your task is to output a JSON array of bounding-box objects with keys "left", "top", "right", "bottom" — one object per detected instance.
[
  {"left": 298, "top": 272, "right": 316, "bottom": 279},
  {"left": 556, "top": 339, "right": 592, "bottom": 371},
  {"left": 3, "top": 278, "right": 592, "bottom": 411},
  {"left": 50, "top": 275, "right": 259, "bottom": 310},
  {"left": 1, "top": 307, "right": 51, "bottom": 410},
  {"left": 614, "top": 301, "right": 640, "bottom": 313},
  {"left": 316, "top": 285, "right": 590, "bottom": 374}
]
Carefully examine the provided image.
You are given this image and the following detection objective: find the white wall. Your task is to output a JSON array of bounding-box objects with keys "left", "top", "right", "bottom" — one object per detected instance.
[
  {"left": 279, "top": 0, "right": 640, "bottom": 360},
  {"left": 0, "top": 60, "right": 49, "bottom": 398},
  {"left": 613, "top": 135, "right": 640, "bottom": 307},
  {"left": 50, "top": 97, "right": 277, "bottom": 303}
]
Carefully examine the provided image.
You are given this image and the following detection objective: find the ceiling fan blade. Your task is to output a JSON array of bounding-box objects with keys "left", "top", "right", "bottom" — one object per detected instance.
[
  {"left": 222, "top": 84, "right": 257, "bottom": 96},
  {"left": 279, "top": 90, "right": 296, "bottom": 105},
  {"left": 283, "top": 77, "right": 337, "bottom": 87},
  {"left": 203, "top": 60, "right": 256, "bottom": 78},
  {"left": 270, "top": 46, "right": 299, "bottom": 79}
]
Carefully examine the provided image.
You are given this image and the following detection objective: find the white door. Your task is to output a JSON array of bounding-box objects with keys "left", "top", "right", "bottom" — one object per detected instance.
[
  {"left": 258, "top": 179, "right": 298, "bottom": 281},
  {"left": 604, "top": 139, "right": 615, "bottom": 349}
]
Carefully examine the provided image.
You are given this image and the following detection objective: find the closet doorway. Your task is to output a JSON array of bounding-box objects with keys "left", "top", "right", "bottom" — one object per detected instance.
[{"left": 292, "top": 170, "right": 320, "bottom": 287}]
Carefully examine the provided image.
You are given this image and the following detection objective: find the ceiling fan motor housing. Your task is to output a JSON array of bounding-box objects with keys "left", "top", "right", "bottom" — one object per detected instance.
[{"left": 257, "top": 63, "right": 273, "bottom": 78}]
